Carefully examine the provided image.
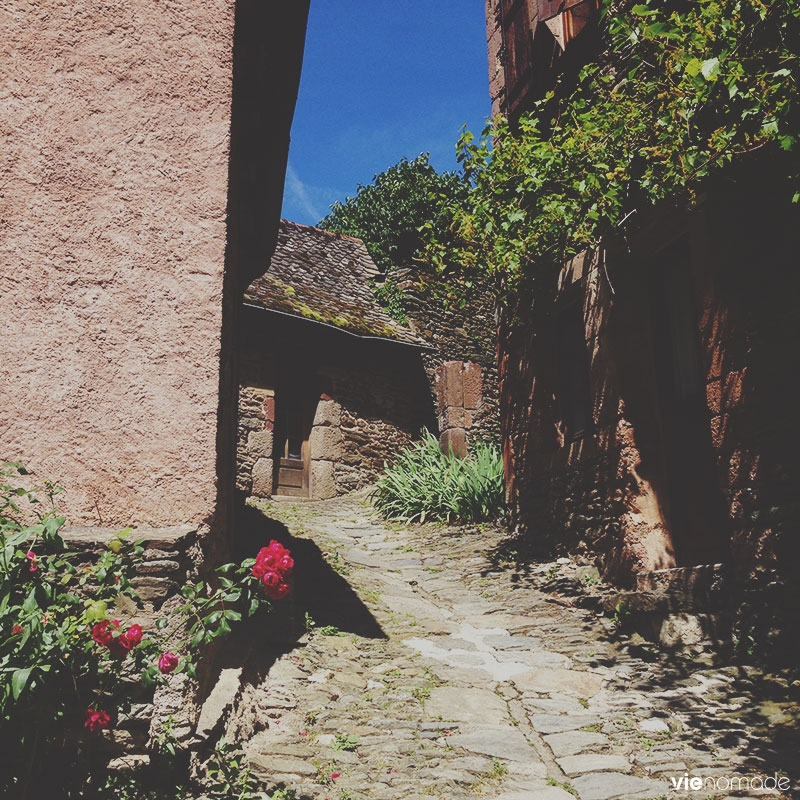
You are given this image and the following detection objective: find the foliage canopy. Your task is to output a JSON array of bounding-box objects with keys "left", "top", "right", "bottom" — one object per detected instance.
[{"left": 423, "top": 0, "right": 800, "bottom": 304}]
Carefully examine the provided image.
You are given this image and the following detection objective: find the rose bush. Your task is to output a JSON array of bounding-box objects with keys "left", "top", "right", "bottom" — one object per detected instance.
[{"left": 0, "top": 462, "right": 293, "bottom": 798}]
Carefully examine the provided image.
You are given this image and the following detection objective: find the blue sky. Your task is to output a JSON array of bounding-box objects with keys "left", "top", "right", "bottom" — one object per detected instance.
[{"left": 281, "top": 1, "right": 490, "bottom": 226}]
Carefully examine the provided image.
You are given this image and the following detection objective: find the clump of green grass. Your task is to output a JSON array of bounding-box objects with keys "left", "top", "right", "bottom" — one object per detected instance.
[{"left": 371, "top": 431, "right": 504, "bottom": 523}]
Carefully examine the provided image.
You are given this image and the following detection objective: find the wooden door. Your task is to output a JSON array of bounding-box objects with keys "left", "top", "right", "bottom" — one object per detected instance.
[{"left": 276, "top": 400, "right": 311, "bottom": 497}]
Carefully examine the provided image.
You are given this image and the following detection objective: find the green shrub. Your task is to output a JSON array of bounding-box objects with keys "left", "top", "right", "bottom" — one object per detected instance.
[
  {"left": 371, "top": 431, "right": 505, "bottom": 523},
  {"left": 0, "top": 462, "right": 290, "bottom": 798}
]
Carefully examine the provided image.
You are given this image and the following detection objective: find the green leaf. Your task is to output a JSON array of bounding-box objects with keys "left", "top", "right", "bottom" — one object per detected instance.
[
  {"left": 22, "top": 587, "right": 37, "bottom": 613},
  {"left": 701, "top": 57, "right": 720, "bottom": 80},
  {"left": 12, "top": 667, "right": 32, "bottom": 700},
  {"left": 685, "top": 58, "right": 702, "bottom": 77},
  {"left": 204, "top": 611, "right": 222, "bottom": 626},
  {"left": 248, "top": 596, "right": 261, "bottom": 617}
]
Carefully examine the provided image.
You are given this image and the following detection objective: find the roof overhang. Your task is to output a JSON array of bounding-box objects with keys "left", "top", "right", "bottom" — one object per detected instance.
[{"left": 242, "top": 301, "right": 435, "bottom": 351}]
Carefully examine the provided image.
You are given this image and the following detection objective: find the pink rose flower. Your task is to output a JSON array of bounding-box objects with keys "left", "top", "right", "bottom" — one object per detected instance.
[
  {"left": 159, "top": 652, "right": 179, "bottom": 673},
  {"left": 122, "top": 623, "right": 143, "bottom": 647}
]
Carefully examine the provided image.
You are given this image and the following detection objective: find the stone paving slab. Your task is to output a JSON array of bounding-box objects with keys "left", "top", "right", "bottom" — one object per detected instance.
[
  {"left": 545, "top": 730, "right": 610, "bottom": 757},
  {"left": 425, "top": 686, "right": 510, "bottom": 724},
  {"left": 558, "top": 753, "right": 631, "bottom": 776},
  {"left": 448, "top": 725, "right": 541, "bottom": 762},
  {"left": 570, "top": 772, "right": 667, "bottom": 800}
]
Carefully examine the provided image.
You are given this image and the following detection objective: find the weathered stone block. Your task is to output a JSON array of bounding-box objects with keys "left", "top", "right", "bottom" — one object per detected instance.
[
  {"left": 136, "top": 559, "right": 182, "bottom": 577},
  {"left": 309, "top": 425, "right": 344, "bottom": 459},
  {"left": 311, "top": 460, "right": 336, "bottom": 500},
  {"left": 439, "top": 406, "right": 466, "bottom": 430},
  {"left": 658, "top": 613, "right": 716, "bottom": 649},
  {"left": 247, "top": 429, "right": 274, "bottom": 459},
  {"left": 440, "top": 428, "right": 467, "bottom": 458},
  {"left": 62, "top": 526, "right": 195, "bottom": 552},
  {"left": 442, "top": 361, "right": 464, "bottom": 408},
  {"left": 251, "top": 458, "right": 274, "bottom": 498},
  {"left": 723, "top": 367, "right": 747, "bottom": 409},
  {"left": 705, "top": 378, "right": 722, "bottom": 414},
  {"left": 462, "top": 362, "right": 483, "bottom": 409},
  {"left": 263, "top": 395, "right": 275, "bottom": 423},
  {"left": 131, "top": 577, "right": 177, "bottom": 605},
  {"left": 313, "top": 398, "right": 341, "bottom": 427}
]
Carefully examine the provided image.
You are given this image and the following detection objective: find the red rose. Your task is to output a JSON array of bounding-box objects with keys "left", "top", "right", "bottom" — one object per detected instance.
[
  {"left": 92, "top": 620, "right": 117, "bottom": 647},
  {"left": 259, "top": 569, "right": 281, "bottom": 589},
  {"left": 265, "top": 579, "right": 291, "bottom": 601},
  {"left": 104, "top": 621, "right": 129, "bottom": 657},
  {"left": 277, "top": 554, "right": 294, "bottom": 576},
  {"left": 12, "top": 624, "right": 23, "bottom": 635},
  {"left": 123, "top": 624, "right": 143, "bottom": 647},
  {"left": 84, "top": 708, "right": 111, "bottom": 732},
  {"left": 159, "top": 652, "right": 179, "bottom": 673},
  {"left": 252, "top": 558, "right": 272, "bottom": 579},
  {"left": 253, "top": 547, "right": 279, "bottom": 577},
  {"left": 107, "top": 637, "right": 132, "bottom": 658}
]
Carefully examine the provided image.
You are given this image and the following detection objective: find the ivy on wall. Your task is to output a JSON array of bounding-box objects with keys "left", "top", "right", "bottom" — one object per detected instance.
[{"left": 424, "top": 0, "right": 799, "bottom": 304}]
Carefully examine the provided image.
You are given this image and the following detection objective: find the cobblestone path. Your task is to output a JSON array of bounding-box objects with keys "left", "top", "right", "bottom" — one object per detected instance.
[{"left": 215, "top": 494, "right": 799, "bottom": 800}]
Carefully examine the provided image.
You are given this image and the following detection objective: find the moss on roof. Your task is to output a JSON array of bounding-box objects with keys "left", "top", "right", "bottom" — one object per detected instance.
[{"left": 244, "top": 220, "right": 423, "bottom": 345}]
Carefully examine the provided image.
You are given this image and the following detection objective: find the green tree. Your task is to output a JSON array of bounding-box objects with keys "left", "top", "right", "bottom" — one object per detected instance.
[{"left": 318, "top": 154, "right": 469, "bottom": 274}]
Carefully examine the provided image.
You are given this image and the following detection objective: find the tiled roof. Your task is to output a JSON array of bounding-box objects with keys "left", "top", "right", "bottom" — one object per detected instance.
[{"left": 244, "top": 220, "right": 424, "bottom": 345}]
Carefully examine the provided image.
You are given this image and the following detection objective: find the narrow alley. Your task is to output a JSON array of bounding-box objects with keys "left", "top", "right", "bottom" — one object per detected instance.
[{"left": 206, "top": 494, "right": 799, "bottom": 800}]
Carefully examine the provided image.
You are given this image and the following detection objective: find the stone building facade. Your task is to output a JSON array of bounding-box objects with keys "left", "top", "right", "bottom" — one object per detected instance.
[
  {"left": 486, "top": 0, "right": 800, "bottom": 650},
  {"left": 236, "top": 221, "right": 501, "bottom": 500},
  {"left": 236, "top": 222, "right": 435, "bottom": 500},
  {"left": 1, "top": 0, "right": 310, "bottom": 766},
  {"left": 1, "top": 0, "right": 309, "bottom": 548}
]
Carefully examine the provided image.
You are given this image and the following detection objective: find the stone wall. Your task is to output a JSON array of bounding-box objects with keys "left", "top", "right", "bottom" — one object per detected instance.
[
  {"left": 498, "top": 177, "right": 800, "bottom": 651},
  {"left": 316, "top": 363, "right": 433, "bottom": 497},
  {"left": 236, "top": 310, "right": 434, "bottom": 501},
  {"left": 60, "top": 526, "right": 200, "bottom": 767},
  {"left": 435, "top": 361, "right": 486, "bottom": 458},
  {"left": 237, "top": 386, "right": 276, "bottom": 498},
  {"left": 393, "top": 270, "right": 500, "bottom": 448}
]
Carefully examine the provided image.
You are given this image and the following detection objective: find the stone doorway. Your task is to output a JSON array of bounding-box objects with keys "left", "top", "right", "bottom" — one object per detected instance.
[{"left": 274, "top": 382, "right": 318, "bottom": 498}]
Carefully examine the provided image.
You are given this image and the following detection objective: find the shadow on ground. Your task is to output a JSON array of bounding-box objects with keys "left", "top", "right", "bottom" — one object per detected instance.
[
  {"left": 234, "top": 500, "right": 385, "bottom": 641},
  {"left": 192, "top": 498, "right": 386, "bottom": 785},
  {"left": 474, "top": 527, "right": 800, "bottom": 795}
]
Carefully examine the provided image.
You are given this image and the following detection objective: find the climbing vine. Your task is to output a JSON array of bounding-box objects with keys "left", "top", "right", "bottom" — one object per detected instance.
[{"left": 423, "top": 0, "right": 799, "bottom": 303}]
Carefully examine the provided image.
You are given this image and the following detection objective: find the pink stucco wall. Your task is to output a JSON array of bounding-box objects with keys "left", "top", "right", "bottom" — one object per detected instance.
[{"left": 0, "top": 1, "right": 236, "bottom": 527}]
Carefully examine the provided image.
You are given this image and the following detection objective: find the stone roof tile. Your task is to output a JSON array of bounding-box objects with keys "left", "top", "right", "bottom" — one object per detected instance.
[{"left": 244, "top": 220, "right": 423, "bottom": 345}]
